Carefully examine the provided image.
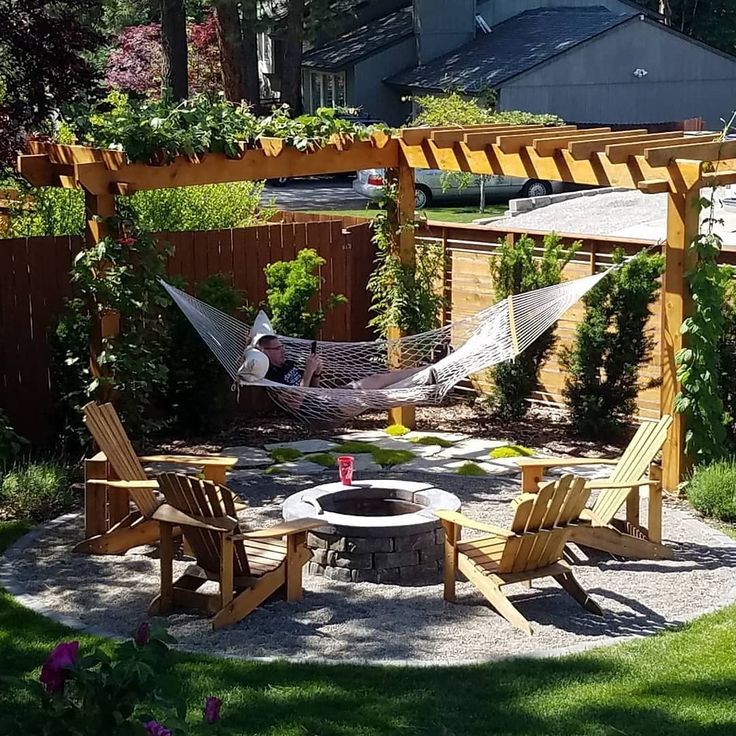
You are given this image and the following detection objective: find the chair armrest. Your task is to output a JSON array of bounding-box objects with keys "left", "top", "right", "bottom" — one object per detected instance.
[
  {"left": 587, "top": 479, "right": 658, "bottom": 490},
  {"left": 152, "top": 504, "right": 238, "bottom": 533},
  {"left": 139, "top": 454, "right": 238, "bottom": 468},
  {"left": 86, "top": 479, "right": 159, "bottom": 490},
  {"left": 433, "top": 509, "right": 514, "bottom": 538},
  {"left": 235, "top": 518, "right": 324, "bottom": 540},
  {"left": 516, "top": 457, "right": 619, "bottom": 469}
]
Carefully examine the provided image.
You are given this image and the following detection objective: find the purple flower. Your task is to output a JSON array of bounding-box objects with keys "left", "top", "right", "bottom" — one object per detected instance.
[
  {"left": 204, "top": 696, "right": 222, "bottom": 724},
  {"left": 144, "top": 721, "right": 172, "bottom": 736},
  {"left": 39, "top": 641, "right": 79, "bottom": 694},
  {"left": 135, "top": 621, "right": 150, "bottom": 646}
]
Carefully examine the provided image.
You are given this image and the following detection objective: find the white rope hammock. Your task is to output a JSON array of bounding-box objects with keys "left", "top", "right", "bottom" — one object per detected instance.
[{"left": 160, "top": 268, "right": 612, "bottom": 426}]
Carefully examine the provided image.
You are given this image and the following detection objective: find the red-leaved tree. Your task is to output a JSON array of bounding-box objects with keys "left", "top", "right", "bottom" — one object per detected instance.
[{"left": 106, "top": 15, "right": 221, "bottom": 98}]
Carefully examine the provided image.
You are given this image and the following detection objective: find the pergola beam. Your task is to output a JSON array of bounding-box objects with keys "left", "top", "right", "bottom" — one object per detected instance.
[
  {"left": 497, "top": 127, "right": 611, "bottom": 155},
  {"left": 646, "top": 139, "right": 736, "bottom": 168},
  {"left": 567, "top": 130, "right": 651, "bottom": 159},
  {"left": 606, "top": 134, "right": 717, "bottom": 165}
]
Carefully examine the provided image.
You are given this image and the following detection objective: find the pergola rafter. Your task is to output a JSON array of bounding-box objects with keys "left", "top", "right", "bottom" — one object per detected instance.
[{"left": 17, "top": 124, "right": 735, "bottom": 490}]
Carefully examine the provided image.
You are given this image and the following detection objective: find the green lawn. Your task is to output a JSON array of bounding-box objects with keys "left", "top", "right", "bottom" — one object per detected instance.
[
  {"left": 1, "top": 519, "right": 735, "bottom": 735},
  {"left": 311, "top": 203, "right": 507, "bottom": 224}
]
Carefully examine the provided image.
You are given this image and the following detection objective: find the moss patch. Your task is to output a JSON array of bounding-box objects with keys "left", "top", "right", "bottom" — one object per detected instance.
[
  {"left": 269, "top": 447, "right": 304, "bottom": 463},
  {"left": 489, "top": 445, "right": 534, "bottom": 459},
  {"left": 456, "top": 462, "right": 489, "bottom": 476},
  {"left": 385, "top": 424, "right": 410, "bottom": 437},
  {"left": 265, "top": 464, "right": 289, "bottom": 475},
  {"left": 410, "top": 435, "right": 455, "bottom": 448},
  {"left": 305, "top": 453, "right": 337, "bottom": 468},
  {"left": 372, "top": 448, "right": 416, "bottom": 468}
]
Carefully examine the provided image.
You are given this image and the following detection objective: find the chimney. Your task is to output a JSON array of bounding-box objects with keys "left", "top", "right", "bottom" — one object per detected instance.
[{"left": 413, "top": 0, "right": 476, "bottom": 66}]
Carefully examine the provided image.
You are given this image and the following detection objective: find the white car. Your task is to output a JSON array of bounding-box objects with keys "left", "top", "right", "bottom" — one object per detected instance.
[{"left": 353, "top": 168, "right": 562, "bottom": 209}]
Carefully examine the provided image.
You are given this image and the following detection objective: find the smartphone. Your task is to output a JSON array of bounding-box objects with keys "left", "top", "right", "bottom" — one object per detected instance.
[{"left": 310, "top": 340, "right": 317, "bottom": 355}]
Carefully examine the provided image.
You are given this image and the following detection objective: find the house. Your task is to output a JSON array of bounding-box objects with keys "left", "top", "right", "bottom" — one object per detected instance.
[{"left": 297, "top": 0, "right": 736, "bottom": 129}]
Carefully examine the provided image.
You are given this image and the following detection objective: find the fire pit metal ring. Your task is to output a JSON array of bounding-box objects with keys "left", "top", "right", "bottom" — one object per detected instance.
[{"left": 282, "top": 480, "right": 461, "bottom": 585}]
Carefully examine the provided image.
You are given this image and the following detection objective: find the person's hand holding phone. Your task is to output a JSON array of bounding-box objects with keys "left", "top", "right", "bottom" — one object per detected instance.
[{"left": 303, "top": 353, "right": 323, "bottom": 386}]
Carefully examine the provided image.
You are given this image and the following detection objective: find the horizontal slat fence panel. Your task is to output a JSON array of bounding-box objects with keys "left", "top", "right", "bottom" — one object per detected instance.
[
  {"left": 1, "top": 218, "right": 374, "bottom": 443},
  {"left": 417, "top": 221, "right": 666, "bottom": 419}
]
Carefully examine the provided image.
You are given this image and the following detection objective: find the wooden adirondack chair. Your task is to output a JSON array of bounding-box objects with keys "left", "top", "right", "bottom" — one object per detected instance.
[
  {"left": 149, "top": 473, "right": 322, "bottom": 629},
  {"left": 76, "top": 401, "right": 238, "bottom": 555},
  {"left": 435, "top": 475, "right": 602, "bottom": 635},
  {"left": 515, "top": 415, "right": 673, "bottom": 560}
]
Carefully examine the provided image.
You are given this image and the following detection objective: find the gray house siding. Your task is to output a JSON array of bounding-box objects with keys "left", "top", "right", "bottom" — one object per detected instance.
[
  {"left": 353, "top": 38, "right": 416, "bottom": 125},
  {"left": 499, "top": 17, "right": 736, "bottom": 128},
  {"left": 476, "top": 0, "right": 647, "bottom": 27}
]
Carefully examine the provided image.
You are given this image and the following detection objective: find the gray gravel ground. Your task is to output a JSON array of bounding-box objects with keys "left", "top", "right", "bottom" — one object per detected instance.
[{"left": 3, "top": 470, "right": 736, "bottom": 665}]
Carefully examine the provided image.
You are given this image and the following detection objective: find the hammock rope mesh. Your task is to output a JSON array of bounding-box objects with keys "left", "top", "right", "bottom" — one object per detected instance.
[{"left": 160, "top": 268, "right": 611, "bottom": 426}]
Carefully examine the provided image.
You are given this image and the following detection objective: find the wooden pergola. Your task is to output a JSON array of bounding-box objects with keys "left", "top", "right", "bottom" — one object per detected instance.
[{"left": 18, "top": 124, "right": 736, "bottom": 491}]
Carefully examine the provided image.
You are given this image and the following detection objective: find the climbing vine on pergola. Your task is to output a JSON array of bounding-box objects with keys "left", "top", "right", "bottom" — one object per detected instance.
[{"left": 18, "top": 123, "right": 736, "bottom": 490}]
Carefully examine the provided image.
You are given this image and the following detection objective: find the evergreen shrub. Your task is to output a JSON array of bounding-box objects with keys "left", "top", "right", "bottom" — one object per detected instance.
[
  {"left": 560, "top": 250, "right": 664, "bottom": 438},
  {"left": 687, "top": 459, "right": 736, "bottom": 522},
  {"left": 488, "top": 233, "right": 578, "bottom": 420}
]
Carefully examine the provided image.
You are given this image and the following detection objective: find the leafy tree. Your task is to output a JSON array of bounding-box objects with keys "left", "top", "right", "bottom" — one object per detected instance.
[
  {"left": 560, "top": 250, "right": 664, "bottom": 439},
  {"left": 640, "top": 0, "right": 736, "bottom": 54},
  {"left": 0, "top": 0, "right": 104, "bottom": 171}
]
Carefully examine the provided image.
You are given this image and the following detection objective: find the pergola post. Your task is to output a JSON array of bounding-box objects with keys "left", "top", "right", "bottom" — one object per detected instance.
[
  {"left": 387, "top": 159, "right": 417, "bottom": 429},
  {"left": 660, "top": 187, "right": 699, "bottom": 491},
  {"left": 85, "top": 190, "right": 118, "bottom": 403}
]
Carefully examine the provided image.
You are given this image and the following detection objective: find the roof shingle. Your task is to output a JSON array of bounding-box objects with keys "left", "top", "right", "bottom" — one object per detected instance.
[
  {"left": 302, "top": 6, "right": 413, "bottom": 71},
  {"left": 387, "top": 6, "right": 635, "bottom": 92}
]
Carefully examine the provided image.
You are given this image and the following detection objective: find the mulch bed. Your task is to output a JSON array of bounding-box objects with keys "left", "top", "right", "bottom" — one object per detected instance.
[{"left": 156, "top": 393, "right": 630, "bottom": 458}]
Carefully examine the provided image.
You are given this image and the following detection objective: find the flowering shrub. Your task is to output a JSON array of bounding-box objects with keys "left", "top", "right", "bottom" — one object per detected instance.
[{"left": 31, "top": 624, "right": 223, "bottom": 735}]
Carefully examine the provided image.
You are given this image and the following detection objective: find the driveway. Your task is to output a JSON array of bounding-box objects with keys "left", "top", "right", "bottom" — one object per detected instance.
[{"left": 261, "top": 178, "right": 369, "bottom": 211}]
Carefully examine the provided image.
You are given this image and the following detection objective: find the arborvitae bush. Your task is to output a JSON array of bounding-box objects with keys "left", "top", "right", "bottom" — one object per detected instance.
[
  {"left": 560, "top": 250, "right": 664, "bottom": 438},
  {"left": 488, "top": 233, "right": 578, "bottom": 420}
]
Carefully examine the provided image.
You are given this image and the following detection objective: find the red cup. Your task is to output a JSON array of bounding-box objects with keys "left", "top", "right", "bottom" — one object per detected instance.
[{"left": 338, "top": 455, "right": 354, "bottom": 485}]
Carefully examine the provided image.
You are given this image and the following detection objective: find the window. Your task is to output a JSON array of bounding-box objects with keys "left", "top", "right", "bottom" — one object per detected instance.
[{"left": 304, "top": 71, "right": 347, "bottom": 112}]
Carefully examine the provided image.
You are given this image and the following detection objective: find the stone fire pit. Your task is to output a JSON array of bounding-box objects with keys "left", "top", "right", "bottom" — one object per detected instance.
[{"left": 282, "top": 479, "right": 461, "bottom": 584}]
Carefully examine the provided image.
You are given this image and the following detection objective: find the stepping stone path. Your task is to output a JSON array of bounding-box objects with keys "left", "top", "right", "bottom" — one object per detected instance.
[{"left": 217, "top": 429, "right": 548, "bottom": 480}]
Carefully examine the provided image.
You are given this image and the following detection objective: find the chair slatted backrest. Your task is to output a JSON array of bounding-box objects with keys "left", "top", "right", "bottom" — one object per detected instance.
[
  {"left": 592, "top": 414, "right": 672, "bottom": 524},
  {"left": 83, "top": 401, "right": 159, "bottom": 518},
  {"left": 157, "top": 473, "right": 250, "bottom": 577},
  {"left": 499, "top": 475, "right": 590, "bottom": 574}
]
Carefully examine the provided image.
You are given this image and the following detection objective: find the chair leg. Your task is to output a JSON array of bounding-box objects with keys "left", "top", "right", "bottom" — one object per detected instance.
[
  {"left": 150, "top": 522, "right": 174, "bottom": 615},
  {"left": 285, "top": 533, "right": 307, "bottom": 602},
  {"left": 212, "top": 566, "right": 285, "bottom": 630},
  {"left": 460, "top": 560, "right": 533, "bottom": 635},
  {"left": 442, "top": 521, "right": 458, "bottom": 603},
  {"left": 553, "top": 571, "right": 603, "bottom": 616},
  {"left": 220, "top": 535, "right": 234, "bottom": 610}
]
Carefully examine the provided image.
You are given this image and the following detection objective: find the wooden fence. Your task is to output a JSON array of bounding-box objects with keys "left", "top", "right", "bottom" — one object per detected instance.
[
  {"left": 417, "top": 220, "right": 736, "bottom": 420},
  {"left": 0, "top": 217, "right": 375, "bottom": 443}
]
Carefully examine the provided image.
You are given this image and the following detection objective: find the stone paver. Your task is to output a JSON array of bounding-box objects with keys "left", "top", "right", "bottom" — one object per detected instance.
[
  {"left": 266, "top": 439, "right": 337, "bottom": 453},
  {"left": 221, "top": 446, "right": 272, "bottom": 467}
]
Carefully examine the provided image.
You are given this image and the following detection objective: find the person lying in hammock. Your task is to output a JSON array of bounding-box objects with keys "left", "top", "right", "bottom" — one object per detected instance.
[{"left": 253, "top": 335, "right": 437, "bottom": 389}]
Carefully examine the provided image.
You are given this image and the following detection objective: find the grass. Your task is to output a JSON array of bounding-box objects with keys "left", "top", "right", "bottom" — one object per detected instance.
[
  {"left": 269, "top": 447, "right": 304, "bottom": 463},
  {"left": 2, "top": 521, "right": 736, "bottom": 734},
  {"left": 456, "top": 462, "right": 489, "bottom": 476},
  {"left": 311, "top": 203, "right": 507, "bottom": 224}
]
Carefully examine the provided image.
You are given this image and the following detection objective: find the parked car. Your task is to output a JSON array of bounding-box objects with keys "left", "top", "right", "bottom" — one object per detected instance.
[{"left": 353, "top": 169, "right": 563, "bottom": 208}]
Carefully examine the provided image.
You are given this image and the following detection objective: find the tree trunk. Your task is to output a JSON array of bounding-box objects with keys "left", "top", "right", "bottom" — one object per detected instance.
[
  {"left": 214, "top": 0, "right": 247, "bottom": 101},
  {"left": 280, "top": 0, "right": 305, "bottom": 114},
  {"left": 161, "top": 0, "right": 188, "bottom": 100},
  {"left": 658, "top": 0, "right": 673, "bottom": 26},
  {"left": 241, "top": 0, "right": 261, "bottom": 110}
]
